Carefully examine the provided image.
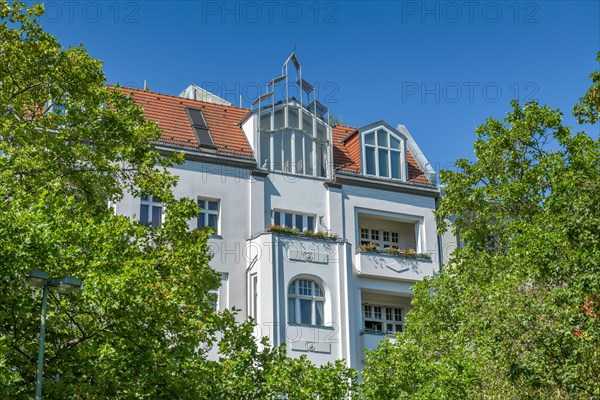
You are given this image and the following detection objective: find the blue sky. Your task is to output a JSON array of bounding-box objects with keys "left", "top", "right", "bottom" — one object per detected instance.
[{"left": 35, "top": 0, "right": 599, "bottom": 171}]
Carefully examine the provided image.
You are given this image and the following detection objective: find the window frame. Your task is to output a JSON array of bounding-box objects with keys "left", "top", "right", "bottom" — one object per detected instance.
[
  {"left": 197, "top": 197, "right": 220, "bottom": 235},
  {"left": 288, "top": 278, "right": 325, "bottom": 327},
  {"left": 362, "top": 127, "right": 406, "bottom": 180},
  {"left": 140, "top": 195, "right": 163, "bottom": 227},
  {"left": 362, "top": 303, "right": 403, "bottom": 334},
  {"left": 258, "top": 103, "right": 330, "bottom": 179},
  {"left": 273, "top": 210, "right": 316, "bottom": 232}
]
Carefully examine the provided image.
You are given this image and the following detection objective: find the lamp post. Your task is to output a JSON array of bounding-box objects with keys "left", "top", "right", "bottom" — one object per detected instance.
[{"left": 26, "top": 270, "right": 82, "bottom": 400}]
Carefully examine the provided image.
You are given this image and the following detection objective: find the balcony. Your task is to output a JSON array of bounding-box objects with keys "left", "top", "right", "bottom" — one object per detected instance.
[
  {"left": 359, "top": 330, "right": 397, "bottom": 363},
  {"left": 354, "top": 249, "right": 436, "bottom": 281}
]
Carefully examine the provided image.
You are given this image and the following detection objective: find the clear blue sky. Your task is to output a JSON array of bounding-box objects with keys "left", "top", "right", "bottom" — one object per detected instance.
[{"left": 34, "top": 0, "right": 599, "bottom": 171}]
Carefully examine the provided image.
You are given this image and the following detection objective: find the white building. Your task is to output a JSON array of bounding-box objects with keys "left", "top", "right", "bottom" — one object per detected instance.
[{"left": 116, "top": 54, "right": 446, "bottom": 369}]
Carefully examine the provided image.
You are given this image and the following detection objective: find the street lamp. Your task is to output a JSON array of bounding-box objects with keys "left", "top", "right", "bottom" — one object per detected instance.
[{"left": 26, "top": 270, "right": 82, "bottom": 400}]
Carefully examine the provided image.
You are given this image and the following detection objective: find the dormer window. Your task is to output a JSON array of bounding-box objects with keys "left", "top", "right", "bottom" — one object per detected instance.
[{"left": 363, "top": 128, "right": 405, "bottom": 179}]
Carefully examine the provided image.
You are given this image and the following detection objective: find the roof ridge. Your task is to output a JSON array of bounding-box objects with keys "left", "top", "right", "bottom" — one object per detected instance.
[{"left": 113, "top": 85, "right": 250, "bottom": 112}]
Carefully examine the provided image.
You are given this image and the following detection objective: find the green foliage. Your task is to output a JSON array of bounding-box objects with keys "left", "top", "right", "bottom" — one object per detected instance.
[
  {"left": 363, "top": 54, "right": 600, "bottom": 399},
  {"left": 0, "top": 1, "right": 358, "bottom": 398}
]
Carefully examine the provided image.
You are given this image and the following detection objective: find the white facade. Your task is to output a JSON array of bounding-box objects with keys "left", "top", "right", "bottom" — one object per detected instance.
[{"left": 116, "top": 55, "right": 444, "bottom": 369}]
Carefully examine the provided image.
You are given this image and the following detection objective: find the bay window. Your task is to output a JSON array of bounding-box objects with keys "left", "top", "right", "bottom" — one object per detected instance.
[{"left": 258, "top": 104, "right": 329, "bottom": 178}]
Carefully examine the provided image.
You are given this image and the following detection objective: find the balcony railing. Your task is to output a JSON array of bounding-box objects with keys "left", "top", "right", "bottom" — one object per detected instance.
[{"left": 355, "top": 249, "right": 436, "bottom": 281}]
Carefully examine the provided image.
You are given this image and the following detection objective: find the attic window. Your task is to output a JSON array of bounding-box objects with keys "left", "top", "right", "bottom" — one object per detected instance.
[{"left": 186, "top": 108, "right": 216, "bottom": 149}]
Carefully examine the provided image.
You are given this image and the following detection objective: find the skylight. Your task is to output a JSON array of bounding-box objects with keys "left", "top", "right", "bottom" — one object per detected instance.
[{"left": 186, "top": 108, "right": 216, "bottom": 149}]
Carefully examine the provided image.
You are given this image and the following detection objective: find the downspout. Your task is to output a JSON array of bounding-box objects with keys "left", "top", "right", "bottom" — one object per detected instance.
[{"left": 435, "top": 196, "right": 443, "bottom": 273}]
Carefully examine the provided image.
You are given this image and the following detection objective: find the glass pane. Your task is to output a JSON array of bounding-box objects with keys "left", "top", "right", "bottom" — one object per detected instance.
[
  {"left": 395, "top": 309, "right": 402, "bottom": 322},
  {"left": 390, "top": 136, "right": 401, "bottom": 149},
  {"left": 288, "top": 298, "right": 296, "bottom": 323},
  {"left": 274, "top": 108, "right": 284, "bottom": 129},
  {"left": 141, "top": 195, "right": 149, "bottom": 201},
  {"left": 285, "top": 213, "right": 293, "bottom": 228},
  {"left": 208, "top": 214, "right": 217, "bottom": 228},
  {"left": 260, "top": 112, "right": 271, "bottom": 131},
  {"left": 151, "top": 206, "right": 162, "bottom": 228},
  {"left": 386, "top": 308, "right": 393, "bottom": 321},
  {"left": 294, "top": 133, "right": 303, "bottom": 174},
  {"left": 140, "top": 204, "right": 149, "bottom": 225},
  {"left": 260, "top": 132, "right": 270, "bottom": 168},
  {"left": 316, "top": 121, "right": 326, "bottom": 140},
  {"left": 364, "top": 132, "right": 375, "bottom": 145},
  {"left": 299, "top": 280, "right": 311, "bottom": 296},
  {"left": 295, "top": 214, "right": 303, "bottom": 231},
  {"left": 371, "top": 229, "right": 379, "bottom": 240},
  {"left": 208, "top": 201, "right": 218, "bottom": 211},
  {"left": 302, "top": 112, "right": 313, "bottom": 137},
  {"left": 364, "top": 305, "right": 372, "bottom": 319},
  {"left": 197, "top": 199, "right": 205, "bottom": 209},
  {"left": 378, "top": 148, "right": 389, "bottom": 177},
  {"left": 283, "top": 132, "right": 292, "bottom": 172},
  {"left": 314, "top": 283, "right": 323, "bottom": 297},
  {"left": 300, "top": 299, "right": 312, "bottom": 324},
  {"left": 377, "top": 130, "right": 388, "bottom": 147},
  {"left": 315, "top": 301, "right": 324, "bottom": 326},
  {"left": 365, "top": 320, "right": 382, "bottom": 332},
  {"left": 197, "top": 213, "right": 205, "bottom": 229},
  {"left": 288, "top": 280, "right": 296, "bottom": 294},
  {"left": 365, "top": 147, "right": 375, "bottom": 175},
  {"left": 273, "top": 131, "right": 282, "bottom": 171},
  {"left": 391, "top": 151, "right": 401, "bottom": 179},
  {"left": 387, "top": 323, "right": 393, "bottom": 333},
  {"left": 274, "top": 211, "right": 280, "bottom": 226},
  {"left": 374, "top": 306, "right": 382, "bottom": 319},
  {"left": 288, "top": 107, "right": 299, "bottom": 129},
  {"left": 316, "top": 142, "right": 325, "bottom": 177},
  {"left": 304, "top": 136, "right": 314, "bottom": 175},
  {"left": 307, "top": 216, "right": 315, "bottom": 231}
]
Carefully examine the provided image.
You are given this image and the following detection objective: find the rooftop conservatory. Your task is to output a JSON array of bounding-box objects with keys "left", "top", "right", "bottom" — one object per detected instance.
[{"left": 251, "top": 53, "right": 332, "bottom": 179}]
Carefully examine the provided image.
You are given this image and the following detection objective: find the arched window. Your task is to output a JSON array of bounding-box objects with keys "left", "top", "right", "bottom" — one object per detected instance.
[
  {"left": 363, "top": 129, "right": 404, "bottom": 179},
  {"left": 288, "top": 278, "right": 325, "bottom": 326}
]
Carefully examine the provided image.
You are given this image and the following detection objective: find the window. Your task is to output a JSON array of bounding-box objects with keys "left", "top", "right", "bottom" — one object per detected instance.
[
  {"left": 258, "top": 105, "right": 329, "bottom": 178},
  {"left": 198, "top": 198, "right": 219, "bottom": 234},
  {"left": 363, "top": 128, "right": 403, "bottom": 179},
  {"left": 208, "top": 289, "right": 218, "bottom": 311},
  {"left": 363, "top": 304, "right": 403, "bottom": 334},
  {"left": 273, "top": 211, "right": 315, "bottom": 231},
  {"left": 359, "top": 228, "right": 408, "bottom": 249},
  {"left": 140, "top": 195, "right": 162, "bottom": 227},
  {"left": 288, "top": 279, "right": 325, "bottom": 326},
  {"left": 250, "top": 274, "right": 258, "bottom": 319},
  {"left": 186, "top": 108, "right": 216, "bottom": 148}
]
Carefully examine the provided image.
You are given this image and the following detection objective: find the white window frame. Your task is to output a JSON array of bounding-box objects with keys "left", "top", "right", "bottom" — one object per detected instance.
[
  {"left": 362, "top": 127, "right": 406, "bottom": 180},
  {"left": 362, "top": 304, "right": 403, "bottom": 334},
  {"left": 288, "top": 278, "right": 325, "bottom": 326},
  {"left": 273, "top": 210, "right": 316, "bottom": 232},
  {"left": 197, "top": 197, "right": 220, "bottom": 234},
  {"left": 258, "top": 103, "right": 330, "bottom": 179},
  {"left": 140, "top": 195, "right": 163, "bottom": 227}
]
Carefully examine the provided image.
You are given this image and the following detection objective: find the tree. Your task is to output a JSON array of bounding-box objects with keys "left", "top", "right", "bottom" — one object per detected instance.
[
  {"left": 0, "top": 1, "right": 358, "bottom": 398},
  {"left": 362, "top": 54, "right": 600, "bottom": 399}
]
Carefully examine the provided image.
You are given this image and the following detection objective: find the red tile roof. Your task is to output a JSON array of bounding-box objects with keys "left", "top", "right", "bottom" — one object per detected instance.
[
  {"left": 118, "top": 87, "right": 429, "bottom": 185},
  {"left": 119, "top": 87, "right": 254, "bottom": 158},
  {"left": 332, "top": 125, "right": 360, "bottom": 173}
]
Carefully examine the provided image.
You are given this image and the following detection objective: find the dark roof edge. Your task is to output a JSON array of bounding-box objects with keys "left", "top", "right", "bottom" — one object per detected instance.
[
  {"left": 154, "top": 142, "right": 258, "bottom": 169},
  {"left": 334, "top": 172, "right": 440, "bottom": 198}
]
